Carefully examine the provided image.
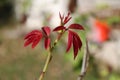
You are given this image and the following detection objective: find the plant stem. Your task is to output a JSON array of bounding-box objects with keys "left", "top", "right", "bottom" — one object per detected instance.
[
  {"left": 77, "top": 39, "right": 90, "bottom": 80},
  {"left": 38, "top": 50, "right": 52, "bottom": 80},
  {"left": 51, "top": 30, "right": 65, "bottom": 51},
  {"left": 38, "top": 31, "right": 65, "bottom": 80}
]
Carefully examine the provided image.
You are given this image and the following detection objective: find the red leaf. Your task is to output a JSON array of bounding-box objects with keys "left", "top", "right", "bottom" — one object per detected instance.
[
  {"left": 32, "top": 37, "right": 41, "bottom": 48},
  {"left": 63, "top": 12, "right": 72, "bottom": 24},
  {"left": 24, "top": 30, "right": 40, "bottom": 39},
  {"left": 53, "top": 26, "right": 66, "bottom": 31},
  {"left": 64, "top": 17, "right": 72, "bottom": 24},
  {"left": 68, "top": 24, "right": 84, "bottom": 30},
  {"left": 73, "top": 35, "right": 79, "bottom": 59},
  {"left": 24, "top": 36, "right": 34, "bottom": 47},
  {"left": 64, "top": 12, "right": 70, "bottom": 22},
  {"left": 72, "top": 32, "right": 82, "bottom": 49},
  {"left": 67, "top": 30, "right": 82, "bottom": 59},
  {"left": 59, "top": 12, "right": 64, "bottom": 21},
  {"left": 24, "top": 30, "right": 43, "bottom": 48},
  {"left": 66, "top": 30, "right": 73, "bottom": 52},
  {"left": 44, "top": 38, "right": 50, "bottom": 49},
  {"left": 42, "top": 26, "right": 51, "bottom": 36}
]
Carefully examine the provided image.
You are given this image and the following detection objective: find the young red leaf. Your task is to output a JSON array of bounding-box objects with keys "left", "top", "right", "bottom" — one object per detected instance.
[
  {"left": 68, "top": 24, "right": 84, "bottom": 30},
  {"left": 24, "top": 30, "right": 40, "bottom": 40},
  {"left": 44, "top": 38, "right": 50, "bottom": 49},
  {"left": 72, "top": 31, "right": 82, "bottom": 49},
  {"left": 66, "top": 30, "right": 73, "bottom": 52},
  {"left": 63, "top": 12, "right": 72, "bottom": 24},
  {"left": 32, "top": 37, "right": 42, "bottom": 48},
  {"left": 64, "top": 12, "right": 70, "bottom": 22},
  {"left": 24, "top": 36, "right": 35, "bottom": 47},
  {"left": 53, "top": 26, "right": 66, "bottom": 31},
  {"left": 59, "top": 12, "right": 64, "bottom": 21},
  {"left": 73, "top": 35, "right": 79, "bottom": 59},
  {"left": 64, "top": 17, "right": 72, "bottom": 24},
  {"left": 67, "top": 30, "right": 82, "bottom": 59},
  {"left": 42, "top": 26, "right": 51, "bottom": 36},
  {"left": 24, "top": 30, "right": 43, "bottom": 48}
]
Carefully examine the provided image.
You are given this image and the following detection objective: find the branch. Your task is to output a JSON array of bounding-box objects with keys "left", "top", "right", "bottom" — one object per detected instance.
[
  {"left": 38, "top": 31, "right": 65, "bottom": 80},
  {"left": 38, "top": 51, "right": 52, "bottom": 80},
  {"left": 77, "top": 39, "right": 90, "bottom": 80}
]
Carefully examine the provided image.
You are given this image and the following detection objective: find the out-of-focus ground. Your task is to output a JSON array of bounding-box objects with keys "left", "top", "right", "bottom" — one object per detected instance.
[{"left": 0, "top": 0, "right": 120, "bottom": 80}]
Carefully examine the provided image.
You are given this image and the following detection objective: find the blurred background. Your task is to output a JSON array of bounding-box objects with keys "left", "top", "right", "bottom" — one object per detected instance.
[{"left": 0, "top": 0, "right": 120, "bottom": 80}]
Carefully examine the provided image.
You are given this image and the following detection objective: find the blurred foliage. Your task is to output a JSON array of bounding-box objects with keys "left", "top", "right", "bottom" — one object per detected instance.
[
  {"left": 74, "top": 14, "right": 90, "bottom": 32},
  {"left": 85, "top": 56, "right": 120, "bottom": 80},
  {"left": 84, "top": 56, "right": 100, "bottom": 80},
  {"left": 74, "top": 14, "right": 88, "bottom": 27},
  {"left": 96, "top": 3, "right": 109, "bottom": 10},
  {"left": 106, "top": 16, "right": 120, "bottom": 26}
]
